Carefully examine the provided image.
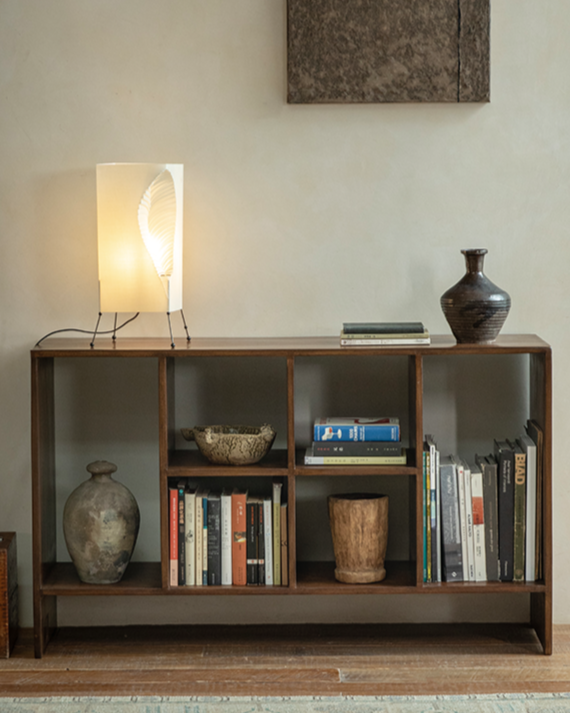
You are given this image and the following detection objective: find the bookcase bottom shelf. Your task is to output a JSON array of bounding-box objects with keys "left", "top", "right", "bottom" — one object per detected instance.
[
  {"left": 40, "top": 561, "right": 549, "bottom": 596},
  {"left": 41, "top": 561, "right": 416, "bottom": 595}
]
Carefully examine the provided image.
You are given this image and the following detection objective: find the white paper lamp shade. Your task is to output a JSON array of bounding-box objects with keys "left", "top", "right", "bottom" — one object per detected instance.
[{"left": 96, "top": 163, "right": 184, "bottom": 313}]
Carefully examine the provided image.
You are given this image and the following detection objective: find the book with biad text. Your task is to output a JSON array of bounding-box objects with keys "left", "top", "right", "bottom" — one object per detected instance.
[{"left": 518, "top": 429, "right": 538, "bottom": 581}]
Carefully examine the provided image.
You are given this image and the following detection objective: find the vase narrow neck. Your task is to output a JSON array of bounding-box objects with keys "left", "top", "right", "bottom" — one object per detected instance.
[
  {"left": 90, "top": 473, "right": 113, "bottom": 483},
  {"left": 462, "top": 249, "right": 487, "bottom": 274}
]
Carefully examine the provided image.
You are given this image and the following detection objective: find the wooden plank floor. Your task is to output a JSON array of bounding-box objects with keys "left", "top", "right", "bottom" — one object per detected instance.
[{"left": 1, "top": 624, "right": 570, "bottom": 698}]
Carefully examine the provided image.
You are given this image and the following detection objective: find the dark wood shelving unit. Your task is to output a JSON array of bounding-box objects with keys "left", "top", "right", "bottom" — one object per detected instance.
[{"left": 31, "top": 335, "right": 552, "bottom": 657}]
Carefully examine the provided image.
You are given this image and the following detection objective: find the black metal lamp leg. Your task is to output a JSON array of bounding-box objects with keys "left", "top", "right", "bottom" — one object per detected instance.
[
  {"left": 166, "top": 312, "right": 175, "bottom": 349},
  {"left": 90, "top": 313, "right": 103, "bottom": 348},
  {"left": 180, "top": 309, "right": 191, "bottom": 342},
  {"left": 112, "top": 313, "right": 118, "bottom": 342}
]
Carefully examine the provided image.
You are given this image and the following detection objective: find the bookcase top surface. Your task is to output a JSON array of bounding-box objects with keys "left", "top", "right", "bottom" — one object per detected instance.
[{"left": 31, "top": 334, "right": 550, "bottom": 357}]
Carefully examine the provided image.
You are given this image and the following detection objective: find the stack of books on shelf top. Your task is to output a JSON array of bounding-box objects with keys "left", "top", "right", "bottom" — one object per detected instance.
[
  {"left": 423, "top": 419, "right": 542, "bottom": 585},
  {"left": 340, "top": 322, "right": 430, "bottom": 346},
  {"left": 169, "top": 480, "right": 288, "bottom": 587},
  {"left": 304, "top": 417, "right": 406, "bottom": 465}
]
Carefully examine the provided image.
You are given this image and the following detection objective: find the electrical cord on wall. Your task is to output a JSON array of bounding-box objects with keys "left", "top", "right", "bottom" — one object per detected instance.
[{"left": 34, "top": 313, "right": 140, "bottom": 347}]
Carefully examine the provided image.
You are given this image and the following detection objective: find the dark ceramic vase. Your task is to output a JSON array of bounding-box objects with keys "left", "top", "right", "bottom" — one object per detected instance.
[
  {"left": 63, "top": 461, "right": 140, "bottom": 584},
  {"left": 440, "top": 249, "right": 511, "bottom": 344}
]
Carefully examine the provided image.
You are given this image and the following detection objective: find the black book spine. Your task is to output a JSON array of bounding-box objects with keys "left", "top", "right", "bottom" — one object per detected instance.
[
  {"left": 311, "top": 441, "right": 402, "bottom": 457},
  {"left": 478, "top": 455, "right": 500, "bottom": 581},
  {"left": 178, "top": 484, "right": 185, "bottom": 586},
  {"left": 257, "top": 500, "right": 265, "bottom": 585},
  {"left": 494, "top": 440, "right": 514, "bottom": 582},
  {"left": 246, "top": 499, "right": 258, "bottom": 585},
  {"left": 342, "top": 321, "right": 425, "bottom": 335},
  {"left": 439, "top": 457, "right": 463, "bottom": 582},
  {"left": 207, "top": 495, "right": 221, "bottom": 586}
]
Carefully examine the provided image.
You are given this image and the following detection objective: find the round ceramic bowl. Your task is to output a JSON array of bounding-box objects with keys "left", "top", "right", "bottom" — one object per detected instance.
[{"left": 180, "top": 424, "right": 276, "bottom": 465}]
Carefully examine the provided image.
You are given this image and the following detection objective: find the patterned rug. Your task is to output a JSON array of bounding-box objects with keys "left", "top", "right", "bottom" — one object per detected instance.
[{"left": 2, "top": 695, "right": 570, "bottom": 713}]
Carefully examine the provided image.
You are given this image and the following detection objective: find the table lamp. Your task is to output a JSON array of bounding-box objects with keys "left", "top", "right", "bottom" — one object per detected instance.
[{"left": 94, "top": 162, "right": 189, "bottom": 347}]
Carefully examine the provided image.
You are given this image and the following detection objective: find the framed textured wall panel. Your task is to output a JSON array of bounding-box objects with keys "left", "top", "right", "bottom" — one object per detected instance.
[{"left": 287, "top": 0, "right": 490, "bottom": 104}]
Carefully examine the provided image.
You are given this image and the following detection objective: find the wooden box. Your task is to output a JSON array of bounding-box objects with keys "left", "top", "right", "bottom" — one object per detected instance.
[{"left": 0, "top": 533, "right": 18, "bottom": 657}]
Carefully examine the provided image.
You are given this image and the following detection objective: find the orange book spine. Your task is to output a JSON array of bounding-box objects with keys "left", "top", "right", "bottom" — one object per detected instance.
[
  {"left": 169, "top": 487, "right": 178, "bottom": 586},
  {"left": 231, "top": 490, "right": 247, "bottom": 586}
]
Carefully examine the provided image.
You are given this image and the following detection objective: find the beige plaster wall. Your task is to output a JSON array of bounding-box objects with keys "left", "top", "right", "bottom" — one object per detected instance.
[{"left": 1, "top": 0, "right": 569, "bottom": 627}]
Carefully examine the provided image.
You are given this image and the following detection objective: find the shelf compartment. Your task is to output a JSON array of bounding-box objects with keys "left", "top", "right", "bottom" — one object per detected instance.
[
  {"left": 293, "top": 355, "right": 418, "bottom": 460},
  {"left": 164, "top": 355, "right": 289, "bottom": 460},
  {"left": 167, "top": 448, "right": 289, "bottom": 476},
  {"left": 296, "top": 560, "right": 416, "bottom": 593},
  {"left": 41, "top": 562, "right": 162, "bottom": 595}
]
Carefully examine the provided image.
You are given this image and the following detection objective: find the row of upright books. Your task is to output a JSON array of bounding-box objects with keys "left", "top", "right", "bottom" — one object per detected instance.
[
  {"left": 304, "top": 417, "right": 406, "bottom": 465},
  {"left": 340, "top": 321, "right": 430, "bottom": 346},
  {"left": 424, "top": 419, "right": 543, "bottom": 583},
  {"left": 169, "top": 480, "right": 288, "bottom": 587}
]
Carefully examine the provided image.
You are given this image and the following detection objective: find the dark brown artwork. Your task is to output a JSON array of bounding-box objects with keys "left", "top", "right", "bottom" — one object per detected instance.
[{"left": 287, "top": 0, "right": 489, "bottom": 103}]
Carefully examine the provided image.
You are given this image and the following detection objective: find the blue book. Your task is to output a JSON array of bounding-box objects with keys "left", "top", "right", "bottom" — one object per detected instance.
[{"left": 313, "top": 418, "right": 400, "bottom": 442}]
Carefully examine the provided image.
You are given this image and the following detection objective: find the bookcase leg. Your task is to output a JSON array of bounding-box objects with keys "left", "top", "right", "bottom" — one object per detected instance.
[
  {"left": 34, "top": 594, "right": 57, "bottom": 658},
  {"left": 531, "top": 592, "right": 552, "bottom": 655}
]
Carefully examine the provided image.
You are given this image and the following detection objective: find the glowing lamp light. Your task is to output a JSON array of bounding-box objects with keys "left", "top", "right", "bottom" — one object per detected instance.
[
  {"left": 96, "top": 162, "right": 183, "bottom": 313},
  {"left": 94, "top": 163, "right": 188, "bottom": 346}
]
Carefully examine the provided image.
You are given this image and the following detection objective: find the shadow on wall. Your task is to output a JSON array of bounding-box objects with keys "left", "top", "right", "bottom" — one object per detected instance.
[{"left": 33, "top": 170, "right": 99, "bottom": 326}]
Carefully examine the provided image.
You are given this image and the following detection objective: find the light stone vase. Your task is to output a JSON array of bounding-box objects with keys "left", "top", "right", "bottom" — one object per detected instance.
[{"left": 63, "top": 461, "right": 140, "bottom": 584}]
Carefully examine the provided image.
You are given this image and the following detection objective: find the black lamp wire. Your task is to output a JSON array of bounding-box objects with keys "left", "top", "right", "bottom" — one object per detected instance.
[{"left": 35, "top": 313, "right": 140, "bottom": 347}]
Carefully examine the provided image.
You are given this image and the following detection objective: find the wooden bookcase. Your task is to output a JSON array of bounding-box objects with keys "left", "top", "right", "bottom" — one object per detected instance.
[{"left": 31, "top": 335, "right": 552, "bottom": 657}]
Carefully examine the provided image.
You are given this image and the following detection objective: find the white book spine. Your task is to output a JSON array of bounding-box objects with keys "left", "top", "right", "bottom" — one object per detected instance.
[
  {"left": 221, "top": 491, "right": 232, "bottom": 585},
  {"left": 453, "top": 458, "right": 468, "bottom": 582},
  {"left": 263, "top": 497, "right": 274, "bottom": 585},
  {"left": 428, "top": 442, "right": 438, "bottom": 582},
  {"left": 463, "top": 461, "right": 475, "bottom": 582},
  {"left": 184, "top": 491, "right": 196, "bottom": 586},
  {"left": 471, "top": 466, "right": 487, "bottom": 581}
]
